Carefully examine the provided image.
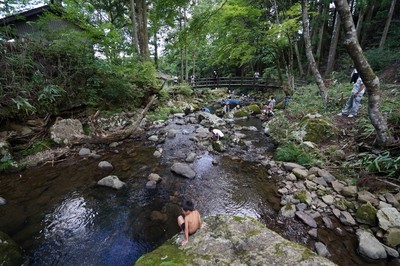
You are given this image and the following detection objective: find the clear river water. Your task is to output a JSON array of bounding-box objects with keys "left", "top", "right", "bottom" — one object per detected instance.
[{"left": 0, "top": 117, "right": 395, "bottom": 265}]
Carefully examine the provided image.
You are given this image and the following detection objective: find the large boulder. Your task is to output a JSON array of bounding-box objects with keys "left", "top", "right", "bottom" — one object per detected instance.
[
  {"left": 50, "top": 118, "right": 84, "bottom": 145},
  {"left": 0, "top": 231, "right": 23, "bottom": 266},
  {"left": 97, "top": 175, "right": 127, "bottom": 189},
  {"left": 135, "top": 215, "right": 335, "bottom": 266},
  {"left": 171, "top": 163, "right": 196, "bottom": 179},
  {"left": 297, "top": 114, "right": 337, "bottom": 144}
]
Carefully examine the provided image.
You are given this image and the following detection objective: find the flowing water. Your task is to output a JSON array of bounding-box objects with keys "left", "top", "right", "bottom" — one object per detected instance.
[{"left": 0, "top": 117, "right": 394, "bottom": 265}]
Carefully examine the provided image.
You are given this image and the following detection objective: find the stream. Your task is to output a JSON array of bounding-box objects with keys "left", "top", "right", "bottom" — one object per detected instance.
[{"left": 0, "top": 117, "right": 393, "bottom": 265}]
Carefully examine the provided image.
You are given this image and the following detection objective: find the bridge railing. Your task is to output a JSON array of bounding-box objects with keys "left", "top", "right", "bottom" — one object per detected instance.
[{"left": 191, "top": 77, "right": 280, "bottom": 89}]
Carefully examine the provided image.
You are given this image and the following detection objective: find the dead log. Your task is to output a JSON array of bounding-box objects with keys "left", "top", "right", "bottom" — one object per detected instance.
[{"left": 70, "top": 95, "right": 158, "bottom": 145}]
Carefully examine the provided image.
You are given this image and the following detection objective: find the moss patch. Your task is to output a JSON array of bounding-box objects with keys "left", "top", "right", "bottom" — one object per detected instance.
[
  {"left": 355, "top": 203, "right": 378, "bottom": 226},
  {"left": 135, "top": 239, "right": 190, "bottom": 266},
  {"left": 298, "top": 116, "right": 337, "bottom": 144}
]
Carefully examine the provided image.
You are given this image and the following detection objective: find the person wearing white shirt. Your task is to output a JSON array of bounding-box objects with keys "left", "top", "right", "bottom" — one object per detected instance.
[{"left": 338, "top": 77, "right": 365, "bottom": 118}]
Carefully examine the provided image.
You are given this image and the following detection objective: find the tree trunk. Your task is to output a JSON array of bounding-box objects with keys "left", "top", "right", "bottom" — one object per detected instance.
[
  {"left": 379, "top": 0, "right": 397, "bottom": 49},
  {"left": 333, "top": 0, "right": 389, "bottom": 146},
  {"left": 324, "top": 9, "right": 340, "bottom": 78},
  {"left": 137, "top": 0, "right": 149, "bottom": 59},
  {"left": 361, "top": 0, "right": 377, "bottom": 47},
  {"left": 294, "top": 41, "right": 304, "bottom": 77},
  {"left": 130, "top": 0, "right": 139, "bottom": 56},
  {"left": 302, "top": 0, "right": 328, "bottom": 105},
  {"left": 355, "top": 7, "right": 365, "bottom": 40},
  {"left": 315, "top": 3, "right": 328, "bottom": 68}
]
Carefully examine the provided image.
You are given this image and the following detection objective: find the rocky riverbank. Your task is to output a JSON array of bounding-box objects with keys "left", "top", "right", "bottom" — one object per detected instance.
[{"left": 1, "top": 99, "right": 399, "bottom": 264}]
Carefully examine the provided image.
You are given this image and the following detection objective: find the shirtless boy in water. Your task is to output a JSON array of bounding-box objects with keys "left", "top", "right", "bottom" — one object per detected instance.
[{"left": 177, "top": 200, "right": 205, "bottom": 245}]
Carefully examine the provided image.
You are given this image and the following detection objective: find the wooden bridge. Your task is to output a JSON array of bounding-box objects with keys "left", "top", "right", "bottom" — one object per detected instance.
[{"left": 190, "top": 77, "right": 281, "bottom": 90}]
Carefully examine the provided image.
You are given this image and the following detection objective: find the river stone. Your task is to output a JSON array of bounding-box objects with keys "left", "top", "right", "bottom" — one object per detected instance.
[
  {"left": 279, "top": 203, "right": 296, "bottom": 218},
  {"left": 98, "top": 161, "right": 113, "bottom": 170},
  {"left": 0, "top": 231, "right": 23, "bottom": 266},
  {"left": 171, "top": 162, "right": 196, "bottom": 179},
  {"left": 355, "top": 203, "right": 378, "bottom": 226},
  {"left": 331, "top": 180, "right": 345, "bottom": 193},
  {"left": 153, "top": 150, "right": 162, "bottom": 158},
  {"left": 384, "top": 228, "right": 400, "bottom": 248},
  {"left": 377, "top": 207, "right": 400, "bottom": 231},
  {"left": 308, "top": 228, "right": 318, "bottom": 238},
  {"left": 135, "top": 215, "right": 336, "bottom": 266},
  {"left": 185, "top": 152, "right": 197, "bottom": 163},
  {"left": 295, "top": 211, "right": 317, "bottom": 228},
  {"left": 50, "top": 118, "right": 84, "bottom": 145},
  {"left": 357, "top": 230, "right": 387, "bottom": 260},
  {"left": 97, "top": 175, "right": 127, "bottom": 189},
  {"left": 385, "top": 193, "right": 400, "bottom": 207},
  {"left": 146, "top": 180, "right": 157, "bottom": 189},
  {"left": 0, "top": 197, "right": 6, "bottom": 205},
  {"left": 78, "top": 147, "right": 91, "bottom": 157},
  {"left": 322, "top": 216, "right": 333, "bottom": 229},
  {"left": 379, "top": 201, "right": 392, "bottom": 209},
  {"left": 292, "top": 168, "right": 308, "bottom": 180},
  {"left": 341, "top": 186, "right": 358, "bottom": 198},
  {"left": 282, "top": 162, "right": 306, "bottom": 171},
  {"left": 358, "top": 190, "right": 379, "bottom": 207},
  {"left": 317, "top": 169, "right": 336, "bottom": 184},
  {"left": 322, "top": 195, "right": 334, "bottom": 205},
  {"left": 148, "top": 135, "right": 159, "bottom": 142},
  {"left": 382, "top": 244, "right": 399, "bottom": 258},
  {"left": 315, "top": 242, "right": 331, "bottom": 258},
  {"left": 148, "top": 173, "right": 162, "bottom": 183},
  {"left": 339, "top": 211, "right": 357, "bottom": 226},
  {"left": 313, "top": 177, "right": 328, "bottom": 187}
]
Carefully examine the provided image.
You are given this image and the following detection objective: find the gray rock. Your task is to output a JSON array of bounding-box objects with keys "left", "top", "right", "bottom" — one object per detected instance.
[
  {"left": 385, "top": 193, "right": 400, "bottom": 207},
  {"left": 282, "top": 162, "right": 306, "bottom": 171},
  {"left": 315, "top": 242, "right": 331, "bottom": 257},
  {"left": 50, "top": 118, "right": 84, "bottom": 145},
  {"left": 358, "top": 190, "right": 379, "bottom": 207},
  {"left": 0, "top": 141, "right": 12, "bottom": 162},
  {"left": 339, "top": 211, "right": 357, "bottom": 226},
  {"left": 97, "top": 175, "right": 126, "bottom": 190},
  {"left": 146, "top": 180, "right": 157, "bottom": 189},
  {"left": 98, "top": 161, "right": 113, "bottom": 170},
  {"left": 0, "top": 196, "right": 6, "bottom": 205},
  {"left": 331, "top": 180, "right": 345, "bottom": 193},
  {"left": 280, "top": 203, "right": 296, "bottom": 218},
  {"left": 148, "top": 173, "right": 162, "bottom": 183},
  {"left": 137, "top": 215, "right": 335, "bottom": 265},
  {"left": 185, "top": 152, "right": 197, "bottom": 163},
  {"left": 322, "top": 216, "right": 333, "bottom": 229},
  {"left": 322, "top": 195, "right": 334, "bottom": 205},
  {"left": 296, "top": 203, "right": 308, "bottom": 212},
  {"left": 382, "top": 244, "right": 399, "bottom": 258},
  {"left": 357, "top": 230, "right": 387, "bottom": 260},
  {"left": 384, "top": 228, "right": 400, "bottom": 248},
  {"left": 377, "top": 207, "right": 400, "bottom": 231},
  {"left": 153, "top": 150, "right": 162, "bottom": 158},
  {"left": 171, "top": 162, "right": 196, "bottom": 179},
  {"left": 78, "top": 147, "right": 91, "bottom": 157},
  {"left": 313, "top": 177, "right": 328, "bottom": 187},
  {"left": 292, "top": 168, "right": 309, "bottom": 179},
  {"left": 308, "top": 228, "right": 318, "bottom": 238},
  {"left": 148, "top": 135, "right": 159, "bottom": 142},
  {"left": 317, "top": 169, "right": 336, "bottom": 183},
  {"left": 295, "top": 211, "right": 317, "bottom": 228},
  {"left": 341, "top": 186, "right": 358, "bottom": 198}
]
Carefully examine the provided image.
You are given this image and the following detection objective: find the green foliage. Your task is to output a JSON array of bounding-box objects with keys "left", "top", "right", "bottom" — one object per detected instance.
[
  {"left": 275, "top": 143, "right": 313, "bottom": 166},
  {"left": 0, "top": 160, "right": 20, "bottom": 173},
  {"left": 361, "top": 152, "right": 400, "bottom": 177},
  {"left": 364, "top": 48, "right": 400, "bottom": 72},
  {"left": 20, "top": 139, "right": 56, "bottom": 157}
]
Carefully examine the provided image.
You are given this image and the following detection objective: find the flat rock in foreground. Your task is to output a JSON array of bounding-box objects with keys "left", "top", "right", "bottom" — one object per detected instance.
[{"left": 135, "top": 215, "right": 336, "bottom": 266}]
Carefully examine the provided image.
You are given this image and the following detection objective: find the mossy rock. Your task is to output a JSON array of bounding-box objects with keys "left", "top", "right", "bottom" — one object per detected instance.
[
  {"left": 298, "top": 116, "right": 337, "bottom": 143},
  {"left": 0, "top": 231, "right": 23, "bottom": 266},
  {"left": 246, "top": 104, "right": 261, "bottom": 115},
  {"left": 355, "top": 203, "right": 378, "bottom": 226},
  {"left": 233, "top": 109, "right": 249, "bottom": 118},
  {"left": 334, "top": 198, "right": 355, "bottom": 211}
]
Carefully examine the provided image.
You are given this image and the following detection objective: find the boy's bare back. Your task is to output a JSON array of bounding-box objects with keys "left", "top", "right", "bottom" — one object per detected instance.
[{"left": 185, "top": 210, "right": 203, "bottom": 234}]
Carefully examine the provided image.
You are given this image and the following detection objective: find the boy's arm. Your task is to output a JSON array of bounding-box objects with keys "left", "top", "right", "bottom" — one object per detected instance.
[{"left": 182, "top": 219, "right": 190, "bottom": 245}]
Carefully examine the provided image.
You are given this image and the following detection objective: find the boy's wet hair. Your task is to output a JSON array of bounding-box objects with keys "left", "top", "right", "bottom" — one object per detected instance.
[{"left": 181, "top": 200, "right": 195, "bottom": 211}]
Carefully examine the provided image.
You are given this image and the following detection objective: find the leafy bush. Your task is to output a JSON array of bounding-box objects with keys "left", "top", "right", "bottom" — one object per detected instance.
[
  {"left": 361, "top": 152, "right": 400, "bottom": 177},
  {"left": 20, "top": 139, "right": 56, "bottom": 157},
  {"left": 274, "top": 143, "right": 314, "bottom": 166},
  {"left": 364, "top": 48, "right": 400, "bottom": 72}
]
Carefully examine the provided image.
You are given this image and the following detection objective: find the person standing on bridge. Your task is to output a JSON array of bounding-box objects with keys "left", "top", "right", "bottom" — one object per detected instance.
[
  {"left": 212, "top": 70, "right": 218, "bottom": 88},
  {"left": 190, "top": 75, "right": 195, "bottom": 86}
]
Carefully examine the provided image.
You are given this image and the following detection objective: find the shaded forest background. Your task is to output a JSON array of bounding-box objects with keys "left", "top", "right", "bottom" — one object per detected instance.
[{"left": 0, "top": 0, "right": 399, "bottom": 180}]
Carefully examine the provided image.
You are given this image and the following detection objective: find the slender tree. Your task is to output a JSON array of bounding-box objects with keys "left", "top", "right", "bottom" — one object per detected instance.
[
  {"left": 333, "top": 0, "right": 389, "bottom": 145},
  {"left": 301, "top": 0, "right": 328, "bottom": 105},
  {"left": 379, "top": 0, "right": 397, "bottom": 49},
  {"left": 324, "top": 9, "right": 340, "bottom": 78}
]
